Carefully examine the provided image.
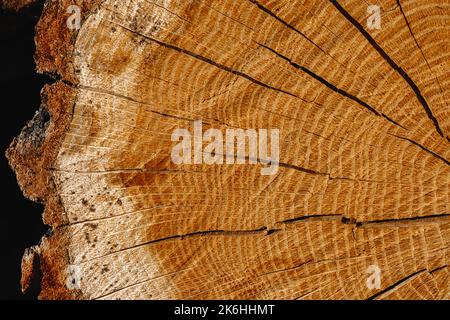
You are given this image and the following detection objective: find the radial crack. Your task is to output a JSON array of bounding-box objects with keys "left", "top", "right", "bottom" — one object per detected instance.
[
  {"left": 114, "top": 22, "right": 298, "bottom": 98},
  {"left": 367, "top": 269, "right": 427, "bottom": 300},
  {"left": 358, "top": 213, "right": 450, "bottom": 227},
  {"left": 90, "top": 227, "right": 269, "bottom": 261},
  {"left": 259, "top": 43, "right": 406, "bottom": 129},
  {"left": 390, "top": 134, "right": 450, "bottom": 166},
  {"left": 248, "top": 0, "right": 326, "bottom": 54},
  {"left": 397, "top": 0, "right": 449, "bottom": 114},
  {"left": 329, "top": 0, "right": 445, "bottom": 138}
]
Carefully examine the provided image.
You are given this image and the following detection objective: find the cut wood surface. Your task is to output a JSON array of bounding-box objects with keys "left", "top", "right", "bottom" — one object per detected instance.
[{"left": 6, "top": 0, "right": 450, "bottom": 299}]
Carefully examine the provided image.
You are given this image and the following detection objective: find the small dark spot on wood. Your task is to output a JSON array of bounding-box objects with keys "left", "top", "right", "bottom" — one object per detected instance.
[
  {"left": 86, "top": 223, "right": 98, "bottom": 229},
  {"left": 101, "top": 266, "right": 110, "bottom": 274},
  {"left": 84, "top": 232, "right": 90, "bottom": 243}
]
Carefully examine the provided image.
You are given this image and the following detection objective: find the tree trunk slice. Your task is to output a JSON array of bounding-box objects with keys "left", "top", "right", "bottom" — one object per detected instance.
[{"left": 7, "top": 0, "right": 450, "bottom": 300}]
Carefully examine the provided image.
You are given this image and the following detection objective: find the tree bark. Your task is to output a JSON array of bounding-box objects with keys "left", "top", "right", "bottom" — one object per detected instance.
[
  {"left": 2, "top": 0, "right": 39, "bottom": 11},
  {"left": 7, "top": 0, "right": 450, "bottom": 299}
]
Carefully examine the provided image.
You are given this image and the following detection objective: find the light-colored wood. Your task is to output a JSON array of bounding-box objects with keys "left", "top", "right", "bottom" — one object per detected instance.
[{"left": 7, "top": 0, "right": 449, "bottom": 299}]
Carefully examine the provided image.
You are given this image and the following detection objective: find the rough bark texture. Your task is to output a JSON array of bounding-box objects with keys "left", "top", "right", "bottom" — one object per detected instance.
[
  {"left": 1, "top": 0, "right": 39, "bottom": 11},
  {"left": 7, "top": 0, "right": 450, "bottom": 299}
]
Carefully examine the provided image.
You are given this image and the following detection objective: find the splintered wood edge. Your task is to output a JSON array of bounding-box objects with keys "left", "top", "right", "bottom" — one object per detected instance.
[
  {"left": 2, "top": 0, "right": 39, "bottom": 11},
  {"left": 6, "top": 0, "right": 450, "bottom": 300},
  {"left": 7, "top": 0, "right": 104, "bottom": 299}
]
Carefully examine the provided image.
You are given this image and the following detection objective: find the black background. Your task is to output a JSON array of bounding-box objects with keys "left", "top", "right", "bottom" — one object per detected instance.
[{"left": 0, "top": 1, "right": 50, "bottom": 300}]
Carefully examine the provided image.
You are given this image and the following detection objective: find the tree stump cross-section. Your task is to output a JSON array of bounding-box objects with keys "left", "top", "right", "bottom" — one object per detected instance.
[{"left": 5, "top": 0, "right": 450, "bottom": 299}]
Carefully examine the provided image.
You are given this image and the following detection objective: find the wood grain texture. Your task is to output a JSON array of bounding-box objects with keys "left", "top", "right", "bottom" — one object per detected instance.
[{"left": 7, "top": 0, "right": 449, "bottom": 299}]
